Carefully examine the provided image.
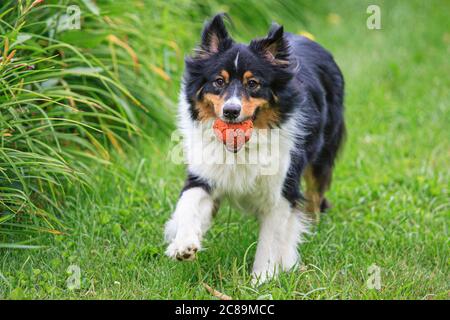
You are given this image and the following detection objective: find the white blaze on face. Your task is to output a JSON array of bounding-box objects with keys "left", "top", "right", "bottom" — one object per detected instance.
[
  {"left": 225, "top": 95, "right": 241, "bottom": 107},
  {"left": 221, "top": 91, "right": 242, "bottom": 122},
  {"left": 234, "top": 51, "right": 240, "bottom": 71},
  {"left": 222, "top": 95, "right": 242, "bottom": 118}
]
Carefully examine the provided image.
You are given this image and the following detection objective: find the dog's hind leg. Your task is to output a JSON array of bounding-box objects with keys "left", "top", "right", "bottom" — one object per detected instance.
[
  {"left": 165, "top": 187, "right": 215, "bottom": 261},
  {"left": 304, "top": 102, "right": 346, "bottom": 221},
  {"left": 303, "top": 164, "right": 332, "bottom": 222}
]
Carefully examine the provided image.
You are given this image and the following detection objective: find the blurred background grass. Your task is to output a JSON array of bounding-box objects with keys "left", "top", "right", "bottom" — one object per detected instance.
[{"left": 0, "top": 0, "right": 448, "bottom": 299}]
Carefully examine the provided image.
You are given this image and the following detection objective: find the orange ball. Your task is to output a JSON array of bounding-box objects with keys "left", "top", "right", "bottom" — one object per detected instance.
[{"left": 213, "top": 118, "right": 253, "bottom": 152}]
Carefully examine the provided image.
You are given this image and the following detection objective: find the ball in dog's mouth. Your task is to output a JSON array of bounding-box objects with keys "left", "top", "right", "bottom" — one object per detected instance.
[{"left": 213, "top": 118, "right": 254, "bottom": 153}]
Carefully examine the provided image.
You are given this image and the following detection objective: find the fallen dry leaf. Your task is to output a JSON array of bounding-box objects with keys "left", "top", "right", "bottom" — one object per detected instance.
[{"left": 203, "top": 283, "right": 232, "bottom": 300}]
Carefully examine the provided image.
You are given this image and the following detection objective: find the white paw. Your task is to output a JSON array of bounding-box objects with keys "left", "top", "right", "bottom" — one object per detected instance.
[
  {"left": 280, "top": 252, "right": 299, "bottom": 272},
  {"left": 166, "top": 236, "right": 201, "bottom": 261},
  {"left": 251, "top": 268, "right": 277, "bottom": 287}
]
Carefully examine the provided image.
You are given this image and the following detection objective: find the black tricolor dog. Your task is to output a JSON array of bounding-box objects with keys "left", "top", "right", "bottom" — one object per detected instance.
[{"left": 165, "top": 14, "right": 345, "bottom": 284}]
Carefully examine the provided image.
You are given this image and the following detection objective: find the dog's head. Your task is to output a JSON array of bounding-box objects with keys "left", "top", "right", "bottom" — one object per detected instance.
[{"left": 184, "top": 14, "right": 295, "bottom": 128}]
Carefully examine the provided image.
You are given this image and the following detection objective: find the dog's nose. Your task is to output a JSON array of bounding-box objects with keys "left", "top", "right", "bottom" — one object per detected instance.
[{"left": 223, "top": 103, "right": 241, "bottom": 120}]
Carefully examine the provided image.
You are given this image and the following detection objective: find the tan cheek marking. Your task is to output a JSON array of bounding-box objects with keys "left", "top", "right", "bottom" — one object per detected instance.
[
  {"left": 205, "top": 93, "right": 225, "bottom": 115},
  {"left": 254, "top": 108, "right": 280, "bottom": 128},
  {"left": 242, "top": 97, "right": 268, "bottom": 118},
  {"left": 220, "top": 70, "right": 230, "bottom": 83},
  {"left": 242, "top": 97, "right": 280, "bottom": 129},
  {"left": 195, "top": 100, "right": 215, "bottom": 121},
  {"left": 195, "top": 93, "right": 224, "bottom": 121}
]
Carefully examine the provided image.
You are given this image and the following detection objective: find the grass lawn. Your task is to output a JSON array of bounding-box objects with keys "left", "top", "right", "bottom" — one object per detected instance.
[{"left": 0, "top": 0, "right": 449, "bottom": 299}]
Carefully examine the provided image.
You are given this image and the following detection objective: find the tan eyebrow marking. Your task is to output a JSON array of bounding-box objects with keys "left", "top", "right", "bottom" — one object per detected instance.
[
  {"left": 220, "top": 70, "right": 230, "bottom": 83},
  {"left": 243, "top": 71, "right": 253, "bottom": 82},
  {"left": 243, "top": 71, "right": 258, "bottom": 85}
]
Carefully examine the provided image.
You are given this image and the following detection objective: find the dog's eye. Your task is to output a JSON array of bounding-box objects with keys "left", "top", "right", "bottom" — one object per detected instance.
[
  {"left": 247, "top": 79, "right": 259, "bottom": 89},
  {"left": 214, "top": 78, "right": 225, "bottom": 88}
]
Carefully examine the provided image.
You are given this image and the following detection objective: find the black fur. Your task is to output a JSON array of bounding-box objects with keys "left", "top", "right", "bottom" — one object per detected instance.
[
  {"left": 181, "top": 173, "right": 211, "bottom": 194},
  {"left": 182, "top": 14, "right": 345, "bottom": 207},
  {"left": 282, "top": 33, "right": 345, "bottom": 207}
]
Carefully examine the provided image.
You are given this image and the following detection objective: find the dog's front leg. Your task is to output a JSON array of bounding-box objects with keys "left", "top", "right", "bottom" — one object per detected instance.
[
  {"left": 252, "top": 198, "right": 304, "bottom": 285},
  {"left": 165, "top": 187, "right": 214, "bottom": 261}
]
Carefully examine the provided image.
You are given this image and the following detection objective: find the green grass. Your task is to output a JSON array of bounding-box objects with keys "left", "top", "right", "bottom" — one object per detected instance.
[
  {"left": 0, "top": 0, "right": 146, "bottom": 246},
  {"left": 0, "top": 0, "right": 449, "bottom": 299}
]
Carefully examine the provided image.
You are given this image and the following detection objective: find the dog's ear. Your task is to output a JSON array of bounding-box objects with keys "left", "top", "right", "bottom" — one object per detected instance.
[
  {"left": 250, "top": 23, "right": 290, "bottom": 66},
  {"left": 198, "top": 13, "right": 233, "bottom": 57}
]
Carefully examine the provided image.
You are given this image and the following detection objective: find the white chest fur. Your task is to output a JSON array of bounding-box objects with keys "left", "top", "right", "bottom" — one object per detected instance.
[{"left": 178, "top": 95, "right": 296, "bottom": 213}]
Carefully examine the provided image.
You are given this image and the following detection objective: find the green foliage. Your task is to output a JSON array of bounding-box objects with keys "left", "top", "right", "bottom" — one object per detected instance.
[
  {"left": 0, "top": 0, "right": 144, "bottom": 245},
  {"left": 0, "top": 0, "right": 448, "bottom": 299}
]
